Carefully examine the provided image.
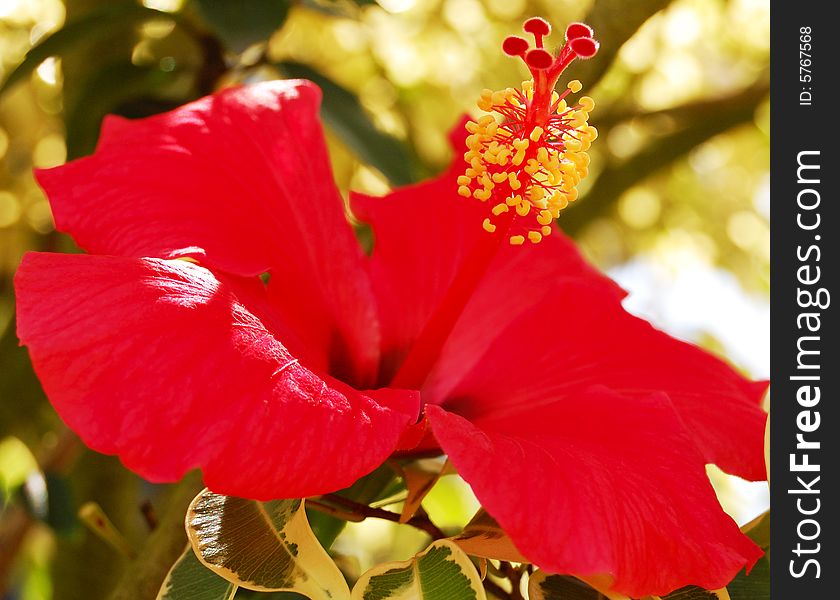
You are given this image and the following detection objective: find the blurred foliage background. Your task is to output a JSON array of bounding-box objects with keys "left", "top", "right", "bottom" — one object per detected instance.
[{"left": 0, "top": 0, "right": 768, "bottom": 598}]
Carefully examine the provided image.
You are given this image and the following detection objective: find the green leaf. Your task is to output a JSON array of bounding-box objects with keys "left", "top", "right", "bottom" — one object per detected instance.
[
  {"left": 194, "top": 0, "right": 291, "bottom": 53},
  {"left": 450, "top": 510, "right": 528, "bottom": 563},
  {"left": 528, "top": 573, "right": 606, "bottom": 600},
  {"left": 0, "top": 436, "right": 39, "bottom": 501},
  {"left": 186, "top": 489, "right": 349, "bottom": 599},
  {"left": 528, "top": 572, "right": 629, "bottom": 600},
  {"left": 64, "top": 60, "right": 182, "bottom": 159},
  {"left": 157, "top": 546, "right": 238, "bottom": 600},
  {"left": 740, "top": 511, "right": 769, "bottom": 550},
  {"left": 351, "top": 539, "right": 486, "bottom": 600},
  {"left": 276, "top": 61, "right": 415, "bottom": 186},
  {"left": 0, "top": 2, "right": 171, "bottom": 96},
  {"left": 726, "top": 554, "right": 769, "bottom": 600},
  {"left": 661, "top": 587, "right": 724, "bottom": 600}
]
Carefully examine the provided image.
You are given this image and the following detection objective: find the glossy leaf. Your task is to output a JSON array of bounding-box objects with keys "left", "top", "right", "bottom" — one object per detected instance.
[
  {"left": 194, "top": 0, "right": 291, "bottom": 52},
  {"left": 351, "top": 539, "right": 485, "bottom": 600},
  {"left": 451, "top": 510, "right": 528, "bottom": 563},
  {"left": 276, "top": 61, "right": 415, "bottom": 186},
  {"left": 528, "top": 572, "right": 629, "bottom": 600},
  {"left": 186, "top": 489, "right": 349, "bottom": 599},
  {"left": 0, "top": 2, "right": 171, "bottom": 96},
  {"left": 157, "top": 547, "right": 238, "bottom": 600}
]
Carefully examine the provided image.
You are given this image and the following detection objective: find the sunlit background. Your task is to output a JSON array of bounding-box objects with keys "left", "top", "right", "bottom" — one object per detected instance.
[{"left": 1, "top": 0, "right": 769, "bottom": 597}]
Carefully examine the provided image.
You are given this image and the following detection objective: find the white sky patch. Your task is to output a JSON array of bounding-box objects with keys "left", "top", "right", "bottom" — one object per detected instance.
[
  {"left": 610, "top": 256, "right": 769, "bottom": 523},
  {"left": 610, "top": 257, "right": 769, "bottom": 378}
]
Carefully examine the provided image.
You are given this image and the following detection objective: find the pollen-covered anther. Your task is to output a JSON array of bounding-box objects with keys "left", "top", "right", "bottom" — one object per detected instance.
[{"left": 458, "top": 17, "right": 599, "bottom": 245}]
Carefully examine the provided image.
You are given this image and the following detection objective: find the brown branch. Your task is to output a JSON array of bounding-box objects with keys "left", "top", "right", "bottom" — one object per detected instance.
[
  {"left": 313, "top": 493, "right": 448, "bottom": 541},
  {"left": 594, "top": 74, "right": 770, "bottom": 130},
  {"left": 499, "top": 562, "right": 526, "bottom": 600},
  {"left": 561, "top": 79, "right": 770, "bottom": 235},
  {"left": 565, "top": 0, "right": 677, "bottom": 89},
  {"left": 484, "top": 577, "right": 515, "bottom": 599}
]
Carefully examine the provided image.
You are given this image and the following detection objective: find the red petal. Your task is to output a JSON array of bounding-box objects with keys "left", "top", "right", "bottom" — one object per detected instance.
[
  {"left": 15, "top": 252, "right": 418, "bottom": 499},
  {"left": 427, "top": 390, "right": 762, "bottom": 597},
  {"left": 351, "top": 126, "right": 621, "bottom": 384},
  {"left": 35, "top": 80, "right": 380, "bottom": 386},
  {"left": 430, "top": 280, "right": 768, "bottom": 481}
]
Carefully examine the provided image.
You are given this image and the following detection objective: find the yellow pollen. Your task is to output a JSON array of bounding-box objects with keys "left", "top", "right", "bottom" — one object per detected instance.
[
  {"left": 579, "top": 96, "right": 595, "bottom": 112},
  {"left": 537, "top": 210, "right": 553, "bottom": 226},
  {"left": 524, "top": 159, "right": 540, "bottom": 176},
  {"left": 565, "top": 138, "right": 583, "bottom": 152},
  {"left": 459, "top": 61, "right": 597, "bottom": 244}
]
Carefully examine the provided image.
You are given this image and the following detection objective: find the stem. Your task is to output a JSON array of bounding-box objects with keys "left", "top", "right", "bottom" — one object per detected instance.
[
  {"left": 312, "top": 494, "right": 447, "bottom": 541},
  {"left": 307, "top": 464, "right": 398, "bottom": 549},
  {"left": 484, "top": 578, "right": 514, "bottom": 599},
  {"left": 106, "top": 472, "right": 203, "bottom": 600},
  {"left": 500, "top": 562, "right": 526, "bottom": 600}
]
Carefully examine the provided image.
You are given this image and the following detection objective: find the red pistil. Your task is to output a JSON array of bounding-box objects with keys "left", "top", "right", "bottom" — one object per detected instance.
[{"left": 390, "top": 18, "right": 599, "bottom": 390}]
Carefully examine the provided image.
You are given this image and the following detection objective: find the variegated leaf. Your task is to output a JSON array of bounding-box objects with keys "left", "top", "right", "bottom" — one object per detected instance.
[
  {"left": 351, "top": 539, "right": 485, "bottom": 600},
  {"left": 528, "top": 572, "right": 629, "bottom": 600},
  {"left": 157, "top": 546, "right": 237, "bottom": 600},
  {"left": 187, "top": 489, "right": 349, "bottom": 599}
]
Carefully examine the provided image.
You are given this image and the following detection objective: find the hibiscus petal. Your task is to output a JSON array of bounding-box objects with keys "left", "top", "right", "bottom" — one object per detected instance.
[
  {"left": 351, "top": 133, "right": 621, "bottom": 385},
  {"left": 426, "top": 389, "right": 762, "bottom": 598},
  {"left": 35, "top": 80, "right": 380, "bottom": 386},
  {"left": 428, "top": 280, "right": 767, "bottom": 481},
  {"left": 15, "top": 252, "right": 418, "bottom": 499}
]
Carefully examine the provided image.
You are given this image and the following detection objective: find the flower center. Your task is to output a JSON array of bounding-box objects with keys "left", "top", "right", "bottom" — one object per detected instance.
[
  {"left": 389, "top": 19, "right": 599, "bottom": 392},
  {"left": 457, "top": 18, "right": 599, "bottom": 245}
]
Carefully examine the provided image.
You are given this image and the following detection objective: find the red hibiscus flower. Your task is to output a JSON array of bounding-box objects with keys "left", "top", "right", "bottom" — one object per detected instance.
[{"left": 15, "top": 19, "right": 766, "bottom": 598}]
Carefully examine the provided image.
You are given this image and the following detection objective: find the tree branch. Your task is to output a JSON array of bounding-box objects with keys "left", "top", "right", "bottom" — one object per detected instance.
[
  {"left": 561, "top": 79, "right": 769, "bottom": 235},
  {"left": 311, "top": 493, "right": 448, "bottom": 541},
  {"left": 565, "top": 0, "right": 677, "bottom": 89}
]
